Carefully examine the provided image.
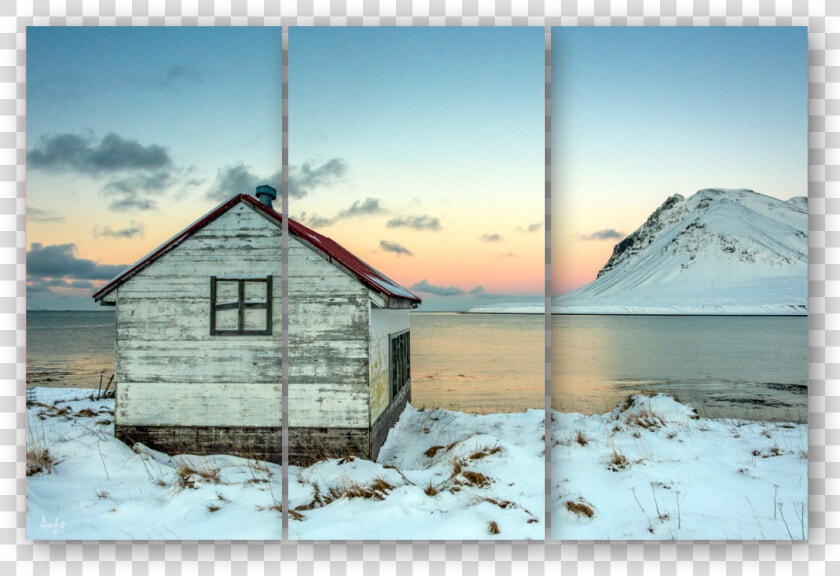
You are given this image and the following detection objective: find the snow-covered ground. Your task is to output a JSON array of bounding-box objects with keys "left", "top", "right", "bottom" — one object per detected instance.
[
  {"left": 27, "top": 388, "right": 283, "bottom": 540},
  {"left": 552, "top": 394, "right": 808, "bottom": 540},
  {"left": 553, "top": 189, "right": 808, "bottom": 315},
  {"left": 289, "top": 405, "right": 544, "bottom": 539},
  {"left": 26, "top": 388, "right": 544, "bottom": 540}
]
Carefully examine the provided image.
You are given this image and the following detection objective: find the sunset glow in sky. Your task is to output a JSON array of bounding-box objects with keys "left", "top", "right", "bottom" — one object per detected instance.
[
  {"left": 551, "top": 27, "right": 807, "bottom": 295},
  {"left": 27, "top": 27, "right": 283, "bottom": 309},
  {"left": 289, "top": 27, "right": 544, "bottom": 311},
  {"left": 26, "top": 27, "right": 543, "bottom": 311}
]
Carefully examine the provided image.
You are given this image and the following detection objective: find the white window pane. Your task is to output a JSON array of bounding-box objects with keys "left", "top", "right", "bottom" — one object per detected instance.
[
  {"left": 215, "top": 308, "right": 238, "bottom": 331},
  {"left": 244, "top": 280, "right": 267, "bottom": 303},
  {"left": 243, "top": 307, "right": 268, "bottom": 332},
  {"left": 216, "top": 281, "right": 239, "bottom": 302}
]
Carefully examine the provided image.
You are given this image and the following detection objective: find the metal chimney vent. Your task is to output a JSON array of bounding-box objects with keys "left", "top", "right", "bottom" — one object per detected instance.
[{"left": 255, "top": 185, "right": 277, "bottom": 209}]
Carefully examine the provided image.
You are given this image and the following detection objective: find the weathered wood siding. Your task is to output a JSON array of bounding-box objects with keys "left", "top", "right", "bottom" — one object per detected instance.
[
  {"left": 369, "top": 307, "right": 410, "bottom": 423},
  {"left": 114, "top": 202, "right": 283, "bottom": 428},
  {"left": 287, "top": 234, "right": 371, "bottom": 429}
]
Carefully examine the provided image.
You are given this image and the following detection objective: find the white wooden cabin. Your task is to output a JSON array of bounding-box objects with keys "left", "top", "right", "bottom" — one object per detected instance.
[{"left": 93, "top": 187, "right": 421, "bottom": 463}]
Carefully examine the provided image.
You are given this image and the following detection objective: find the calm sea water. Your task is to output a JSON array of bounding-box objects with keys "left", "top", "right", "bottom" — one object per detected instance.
[
  {"left": 410, "top": 313, "right": 544, "bottom": 413},
  {"left": 26, "top": 311, "right": 545, "bottom": 413},
  {"left": 551, "top": 315, "right": 808, "bottom": 422},
  {"left": 27, "top": 311, "right": 117, "bottom": 388}
]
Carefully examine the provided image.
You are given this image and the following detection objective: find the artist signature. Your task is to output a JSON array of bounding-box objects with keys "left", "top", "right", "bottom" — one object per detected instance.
[{"left": 39, "top": 516, "right": 66, "bottom": 535}]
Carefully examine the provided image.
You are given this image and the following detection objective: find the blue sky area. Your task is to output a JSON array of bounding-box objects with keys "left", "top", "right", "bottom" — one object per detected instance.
[{"left": 551, "top": 26, "right": 807, "bottom": 293}]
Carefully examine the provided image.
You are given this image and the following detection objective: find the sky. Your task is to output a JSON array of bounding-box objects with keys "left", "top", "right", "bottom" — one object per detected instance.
[
  {"left": 26, "top": 27, "right": 283, "bottom": 309},
  {"left": 289, "top": 27, "right": 544, "bottom": 311},
  {"left": 26, "top": 27, "right": 544, "bottom": 312},
  {"left": 551, "top": 27, "right": 808, "bottom": 295}
]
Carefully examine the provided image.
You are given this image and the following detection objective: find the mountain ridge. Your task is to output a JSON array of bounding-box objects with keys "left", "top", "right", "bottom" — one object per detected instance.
[{"left": 551, "top": 188, "right": 808, "bottom": 315}]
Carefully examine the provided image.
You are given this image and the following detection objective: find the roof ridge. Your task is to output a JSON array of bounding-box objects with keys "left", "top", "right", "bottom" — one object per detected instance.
[{"left": 92, "top": 194, "right": 420, "bottom": 305}]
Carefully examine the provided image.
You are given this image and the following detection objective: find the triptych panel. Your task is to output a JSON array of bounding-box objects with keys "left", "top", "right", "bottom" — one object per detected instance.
[{"left": 23, "top": 25, "right": 808, "bottom": 543}]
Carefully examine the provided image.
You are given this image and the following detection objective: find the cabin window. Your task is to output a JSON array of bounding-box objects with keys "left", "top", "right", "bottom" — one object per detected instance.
[
  {"left": 389, "top": 330, "right": 410, "bottom": 401},
  {"left": 210, "top": 276, "right": 273, "bottom": 335}
]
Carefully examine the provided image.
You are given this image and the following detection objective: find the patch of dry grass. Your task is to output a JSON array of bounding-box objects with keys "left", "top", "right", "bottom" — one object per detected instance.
[
  {"left": 175, "top": 458, "right": 221, "bottom": 490},
  {"left": 469, "top": 446, "right": 503, "bottom": 460},
  {"left": 753, "top": 446, "right": 784, "bottom": 458},
  {"left": 424, "top": 481, "right": 439, "bottom": 497},
  {"left": 424, "top": 445, "right": 444, "bottom": 458},
  {"left": 27, "top": 428, "right": 53, "bottom": 476},
  {"left": 607, "top": 449, "right": 630, "bottom": 471},
  {"left": 483, "top": 497, "right": 514, "bottom": 509},
  {"left": 461, "top": 470, "right": 491, "bottom": 488},
  {"left": 488, "top": 521, "right": 500, "bottom": 535},
  {"left": 565, "top": 499, "right": 595, "bottom": 518}
]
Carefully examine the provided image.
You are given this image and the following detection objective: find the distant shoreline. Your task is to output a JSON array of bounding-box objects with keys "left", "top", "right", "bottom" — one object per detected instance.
[{"left": 550, "top": 313, "right": 808, "bottom": 317}]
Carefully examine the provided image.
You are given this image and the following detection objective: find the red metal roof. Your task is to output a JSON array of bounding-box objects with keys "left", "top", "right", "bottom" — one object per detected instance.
[{"left": 92, "top": 194, "right": 421, "bottom": 304}]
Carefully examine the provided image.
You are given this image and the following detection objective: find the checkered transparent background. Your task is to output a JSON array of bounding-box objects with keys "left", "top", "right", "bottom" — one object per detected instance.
[{"left": 1, "top": 0, "right": 837, "bottom": 574}]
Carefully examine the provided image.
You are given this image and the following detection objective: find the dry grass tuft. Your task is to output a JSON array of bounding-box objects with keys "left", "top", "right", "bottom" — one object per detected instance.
[
  {"left": 175, "top": 459, "right": 221, "bottom": 489},
  {"left": 75, "top": 408, "right": 98, "bottom": 418},
  {"left": 327, "top": 477, "right": 396, "bottom": 502},
  {"left": 626, "top": 408, "right": 666, "bottom": 430},
  {"left": 96, "top": 490, "right": 110, "bottom": 499},
  {"left": 27, "top": 445, "right": 53, "bottom": 476},
  {"left": 565, "top": 500, "right": 595, "bottom": 518},
  {"left": 469, "top": 446, "right": 503, "bottom": 460},
  {"left": 483, "top": 497, "right": 514, "bottom": 509},
  {"left": 27, "top": 428, "right": 53, "bottom": 476},
  {"left": 574, "top": 430, "right": 589, "bottom": 446},
  {"left": 753, "top": 447, "right": 784, "bottom": 458},
  {"left": 424, "top": 445, "right": 444, "bottom": 458},
  {"left": 488, "top": 521, "right": 500, "bottom": 535},
  {"left": 424, "top": 481, "right": 439, "bottom": 497},
  {"left": 462, "top": 470, "right": 491, "bottom": 488},
  {"left": 607, "top": 449, "right": 630, "bottom": 471}
]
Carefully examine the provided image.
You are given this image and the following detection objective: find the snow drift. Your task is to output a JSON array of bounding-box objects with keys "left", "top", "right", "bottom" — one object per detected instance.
[
  {"left": 553, "top": 188, "right": 808, "bottom": 315},
  {"left": 26, "top": 388, "right": 544, "bottom": 540},
  {"left": 552, "top": 393, "right": 808, "bottom": 540}
]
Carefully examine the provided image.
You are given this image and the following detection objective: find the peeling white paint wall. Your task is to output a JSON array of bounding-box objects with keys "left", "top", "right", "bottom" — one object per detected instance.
[
  {"left": 369, "top": 307, "right": 410, "bottom": 423},
  {"left": 114, "top": 203, "right": 283, "bottom": 427},
  {"left": 287, "top": 235, "right": 371, "bottom": 429}
]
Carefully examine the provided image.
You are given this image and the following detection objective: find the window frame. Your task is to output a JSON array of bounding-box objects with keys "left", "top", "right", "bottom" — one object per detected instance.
[
  {"left": 210, "top": 275, "right": 273, "bottom": 336},
  {"left": 389, "top": 329, "right": 410, "bottom": 401}
]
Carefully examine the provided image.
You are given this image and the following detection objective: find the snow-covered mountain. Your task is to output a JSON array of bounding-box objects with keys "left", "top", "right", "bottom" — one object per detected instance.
[{"left": 552, "top": 188, "right": 808, "bottom": 315}]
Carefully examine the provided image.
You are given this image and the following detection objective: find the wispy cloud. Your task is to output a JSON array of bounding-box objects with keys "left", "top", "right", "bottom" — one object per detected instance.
[
  {"left": 577, "top": 228, "right": 625, "bottom": 241},
  {"left": 481, "top": 233, "right": 502, "bottom": 243},
  {"left": 27, "top": 131, "right": 185, "bottom": 212},
  {"left": 517, "top": 221, "right": 543, "bottom": 233},
  {"left": 300, "top": 198, "right": 385, "bottom": 228},
  {"left": 386, "top": 214, "right": 442, "bottom": 231},
  {"left": 339, "top": 198, "right": 384, "bottom": 218},
  {"left": 410, "top": 279, "right": 464, "bottom": 296},
  {"left": 379, "top": 240, "right": 412, "bottom": 256},
  {"left": 103, "top": 171, "right": 175, "bottom": 211},
  {"left": 206, "top": 163, "right": 282, "bottom": 202},
  {"left": 206, "top": 158, "right": 348, "bottom": 202},
  {"left": 289, "top": 159, "right": 348, "bottom": 199},
  {"left": 158, "top": 64, "right": 202, "bottom": 89},
  {"left": 499, "top": 252, "right": 516, "bottom": 258},
  {"left": 28, "top": 132, "right": 172, "bottom": 176},
  {"left": 28, "top": 207, "right": 65, "bottom": 223},
  {"left": 27, "top": 243, "right": 128, "bottom": 281},
  {"left": 94, "top": 221, "right": 145, "bottom": 240}
]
